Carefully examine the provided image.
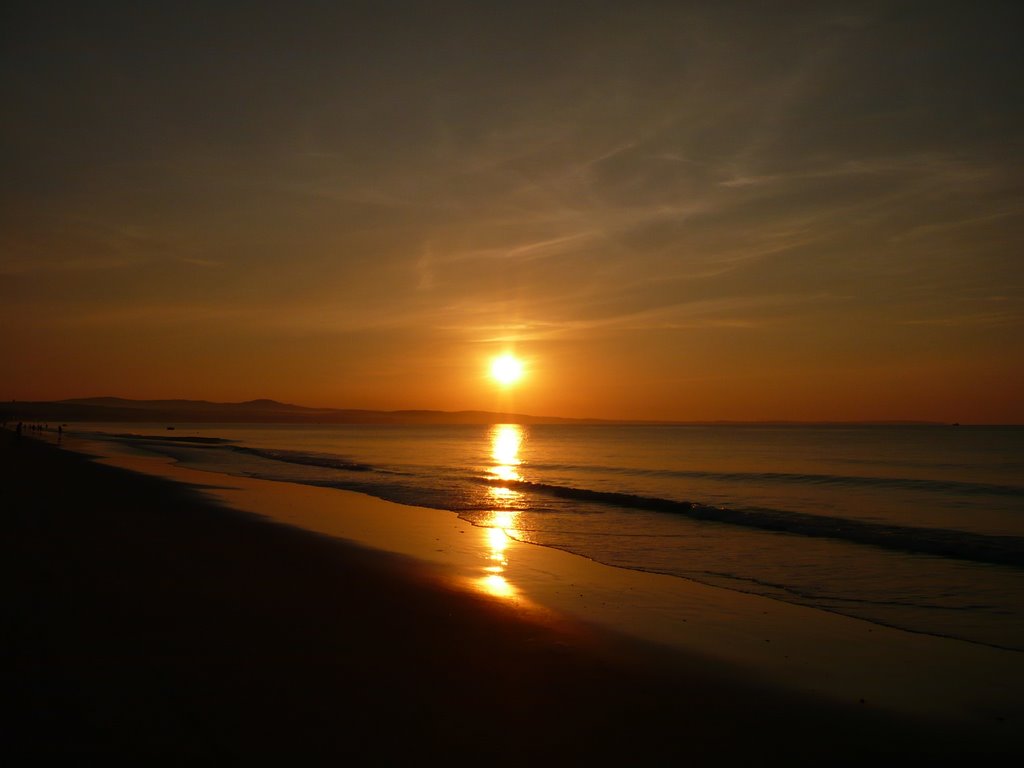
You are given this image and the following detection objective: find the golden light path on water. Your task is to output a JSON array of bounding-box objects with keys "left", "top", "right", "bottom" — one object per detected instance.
[{"left": 476, "top": 424, "right": 525, "bottom": 599}]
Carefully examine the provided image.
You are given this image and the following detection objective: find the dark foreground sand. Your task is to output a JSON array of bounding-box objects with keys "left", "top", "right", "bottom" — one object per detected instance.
[{"left": 1, "top": 430, "right": 1009, "bottom": 764}]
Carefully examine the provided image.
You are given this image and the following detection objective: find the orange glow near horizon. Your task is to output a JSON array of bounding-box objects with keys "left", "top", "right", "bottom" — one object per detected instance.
[{"left": 3, "top": 7, "right": 1022, "bottom": 426}]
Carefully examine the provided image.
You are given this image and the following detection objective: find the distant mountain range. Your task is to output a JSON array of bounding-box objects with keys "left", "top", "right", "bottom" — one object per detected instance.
[
  {"left": 0, "top": 397, "right": 959, "bottom": 426},
  {"left": 0, "top": 397, "right": 614, "bottom": 425}
]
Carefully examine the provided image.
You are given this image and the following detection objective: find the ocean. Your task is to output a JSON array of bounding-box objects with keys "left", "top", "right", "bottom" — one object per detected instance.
[{"left": 69, "top": 422, "right": 1024, "bottom": 652}]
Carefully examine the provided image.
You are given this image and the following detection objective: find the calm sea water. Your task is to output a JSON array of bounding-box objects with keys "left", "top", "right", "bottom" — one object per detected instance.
[{"left": 72, "top": 422, "right": 1024, "bottom": 651}]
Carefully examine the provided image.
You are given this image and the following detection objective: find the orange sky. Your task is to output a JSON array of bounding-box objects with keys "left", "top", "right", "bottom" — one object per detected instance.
[{"left": 2, "top": 2, "right": 1022, "bottom": 422}]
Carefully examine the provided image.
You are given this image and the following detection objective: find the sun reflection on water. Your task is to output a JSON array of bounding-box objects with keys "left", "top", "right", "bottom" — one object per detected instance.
[
  {"left": 478, "top": 515, "right": 518, "bottom": 598},
  {"left": 489, "top": 423, "right": 523, "bottom": 484},
  {"left": 479, "top": 573, "right": 515, "bottom": 598},
  {"left": 476, "top": 426, "right": 527, "bottom": 599}
]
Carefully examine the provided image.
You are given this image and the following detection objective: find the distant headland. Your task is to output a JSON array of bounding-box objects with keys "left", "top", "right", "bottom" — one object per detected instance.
[
  {"left": 1, "top": 397, "right": 959, "bottom": 427},
  {"left": 1, "top": 397, "right": 611, "bottom": 426}
]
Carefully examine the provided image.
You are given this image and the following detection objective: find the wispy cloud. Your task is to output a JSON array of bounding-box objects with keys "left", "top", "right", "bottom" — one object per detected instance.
[
  {"left": 179, "top": 257, "right": 223, "bottom": 268},
  {"left": 2, "top": 2, "right": 1020, "bottom": 418},
  {"left": 0, "top": 254, "right": 146, "bottom": 276}
]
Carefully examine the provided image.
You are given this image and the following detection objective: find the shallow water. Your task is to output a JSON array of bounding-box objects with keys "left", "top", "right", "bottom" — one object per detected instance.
[{"left": 71, "top": 422, "right": 1024, "bottom": 651}]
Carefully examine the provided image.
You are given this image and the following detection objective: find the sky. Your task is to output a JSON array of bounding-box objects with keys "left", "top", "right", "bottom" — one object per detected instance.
[{"left": 2, "top": 1, "right": 1022, "bottom": 422}]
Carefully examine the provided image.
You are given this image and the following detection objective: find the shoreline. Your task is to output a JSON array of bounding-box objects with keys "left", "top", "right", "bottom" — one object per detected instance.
[
  {"left": 3, "top": 429, "right": 1019, "bottom": 761},
  {"left": 80, "top": 430, "right": 1024, "bottom": 722}
]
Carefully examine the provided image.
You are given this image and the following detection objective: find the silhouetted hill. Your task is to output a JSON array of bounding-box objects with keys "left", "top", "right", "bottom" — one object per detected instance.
[
  {"left": 1, "top": 398, "right": 964, "bottom": 426},
  {"left": 60, "top": 397, "right": 317, "bottom": 413},
  {"left": 0, "top": 398, "right": 610, "bottom": 425}
]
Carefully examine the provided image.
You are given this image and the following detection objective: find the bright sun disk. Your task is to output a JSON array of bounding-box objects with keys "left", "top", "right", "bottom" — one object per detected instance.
[{"left": 490, "top": 354, "right": 524, "bottom": 386}]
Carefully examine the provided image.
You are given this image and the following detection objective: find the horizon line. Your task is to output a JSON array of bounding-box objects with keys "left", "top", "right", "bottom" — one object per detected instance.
[{"left": 1, "top": 395, "right": 1017, "bottom": 427}]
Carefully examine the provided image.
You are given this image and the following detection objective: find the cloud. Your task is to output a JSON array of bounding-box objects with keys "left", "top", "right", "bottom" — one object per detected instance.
[
  {"left": 2, "top": 1, "right": 1021, "bottom": 418},
  {"left": 179, "top": 257, "right": 223, "bottom": 268},
  {"left": 0, "top": 254, "right": 145, "bottom": 276}
]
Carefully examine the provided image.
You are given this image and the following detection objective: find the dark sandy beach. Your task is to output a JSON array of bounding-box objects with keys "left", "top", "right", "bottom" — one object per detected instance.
[{"left": 1, "top": 429, "right": 1010, "bottom": 764}]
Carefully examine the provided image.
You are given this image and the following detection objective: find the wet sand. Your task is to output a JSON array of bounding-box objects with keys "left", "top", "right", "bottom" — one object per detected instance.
[{"left": 1, "top": 429, "right": 1013, "bottom": 763}]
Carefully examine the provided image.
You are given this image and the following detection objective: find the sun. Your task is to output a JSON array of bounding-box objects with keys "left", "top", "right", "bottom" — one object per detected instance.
[{"left": 490, "top": 354, "right": 524, "bottom": 386}]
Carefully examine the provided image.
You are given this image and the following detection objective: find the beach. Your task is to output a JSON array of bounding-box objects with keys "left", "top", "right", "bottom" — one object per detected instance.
[{"left": 2, "top": 428, "right": 1018, "bottom": 764}]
